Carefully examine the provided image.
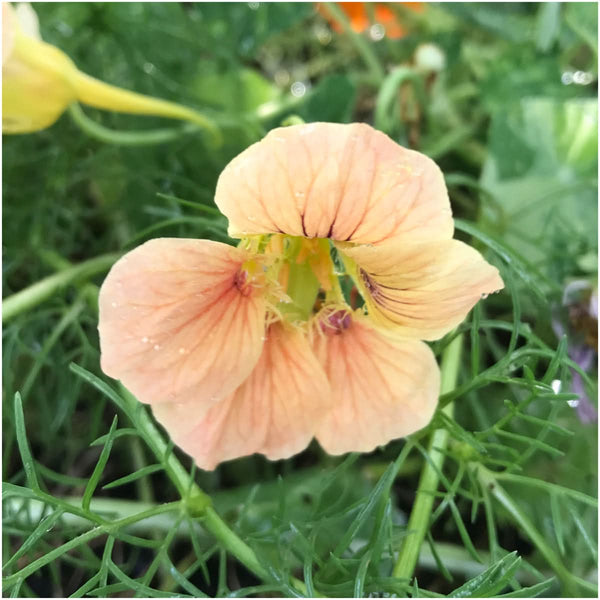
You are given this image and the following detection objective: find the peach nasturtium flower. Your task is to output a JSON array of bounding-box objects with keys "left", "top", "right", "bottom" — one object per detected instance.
[
  {"left": 99, "top": 122, "right": 503, "bottom": 469},
  {"left": 2, "top": 3, "right": 217, "bottom": 136}
]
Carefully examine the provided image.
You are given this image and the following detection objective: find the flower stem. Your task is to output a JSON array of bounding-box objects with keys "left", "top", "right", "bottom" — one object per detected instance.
[
  {"left": 2, "top": 252, "right": 120, "bottom": 323},
  {"left": 71, "top": 71, "right": 222, "bottom": 145},
  {"left": 119, "top": 386, "right": 311, "bottom": 595},
  {"left": 392, "top": 333, "right": 463, "bottom": 580},
  {"left": 68, "top": 103, "right": 203, "bottom": 146},
  {"left": 322, "top": 2, "right": 385, "bottom": 83}
]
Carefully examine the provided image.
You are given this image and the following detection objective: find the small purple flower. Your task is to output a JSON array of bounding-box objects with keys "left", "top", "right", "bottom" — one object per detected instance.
[{"left": 552, "top": 281, "right": 597, "bottom": 424}]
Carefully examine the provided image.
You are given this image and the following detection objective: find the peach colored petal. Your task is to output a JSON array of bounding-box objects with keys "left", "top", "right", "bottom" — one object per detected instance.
[
  {"left": 312, "top": 310, "right": 440, "bottom": 455},
  {"left": 152, "top": 322, "right": 331, "bottom": 470},
  {"left": 98, "top": 238, "right": 267, "bottom": 408},
  {"left": 214, "top": 122, "right": 452, "bottom": 244},
  {"left": 340, "top": 238, "right": 504, "bottom": 341}
]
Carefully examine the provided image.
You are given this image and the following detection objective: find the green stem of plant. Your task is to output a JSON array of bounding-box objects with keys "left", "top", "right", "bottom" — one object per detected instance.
[
  {"left": 393, "top": 333, "right": 463, "bottom": 580},
  {"left": 72, "top": 71, "right": 222, "bottom": 145},
  {"left": 119, "top": 387, "right": 311, "bottom": 595},
  {"left": 323, "top": 2, "right": 385, "bottom": 83},
  {"left": 68, "top": 103, "right": 205, "bottom": 146},
  {"left": 2, "top": 252, "right": 120, "bottom": 323}
]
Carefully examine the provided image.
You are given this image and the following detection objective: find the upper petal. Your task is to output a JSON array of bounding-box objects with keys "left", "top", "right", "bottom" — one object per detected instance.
[
  {"left": 14, "top": 3, "right": 41, "bottom": 40},
  {"left": 152, "top": 322, "right": 331, "bottom": 470},
  {"left": 312, "top": 311, "right": 440, "bottom": 455},
  {"left": 98, "top": 238, "right": 267, "bottom": 408},
  {"left": 341, "top": 238, "right": 504, "bottom": 340},
  {"left": 214, "top": 122, "right": 452, "bottom": 244},
  {"left": 2, "top": 4, "right": 16, "bottom": 65}
]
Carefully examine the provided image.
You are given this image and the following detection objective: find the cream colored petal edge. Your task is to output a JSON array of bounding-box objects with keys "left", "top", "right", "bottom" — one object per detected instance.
[
  {"left": 152, "top": 322, "right": 331, "bottom": 470},
  {"left": 98, "top": 238, "right": 267, "bottom": 409},
  {"left": 313, "top": 313, "right": 440, "bottom": 455},
  {"left": 214, "top": 122, "right": 452, "bottom": 245},
  {"left": 2, "top": 4, "right": 16, "bottom": 64},
  {"left": 15, "top": 3, "right": 41, "bottom": 40},
  {"left": 340, "top": 238, "right": 504, "bottom": 341}
]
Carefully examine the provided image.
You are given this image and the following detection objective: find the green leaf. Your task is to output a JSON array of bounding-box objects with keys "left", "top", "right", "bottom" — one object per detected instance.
[
  {"left": 3, "top": 509, "right": 65, "bottom": 570},
  {"left": 536, "top": 2, "right": 561, "bottom": 52},
  {"left": 455, "top": 219, "right": 550, "bottom": 299},
  {"left": 82, "top": 416, "right": 118, "bottom": 511},
  {"left": 479, "top": 99, "right": 598, "bottom": 279},
  {"left": 353, "top": 549, "right": 371, "bottom": 598},
  {"left": 102, "top": 464, "right": 163, "bottom": 490},
  {"left": 496, "top": 578, "right": 554, "bottom": 597},
  {"left": 300, "top": 75, "right": 357, "bottom": 123},
  {"left": 448, "top": 552, "right": 521, "bottom": 597},
  {"left": 69, "top": 363, "right": 130, "bottom": 417},
  {"left": 13, "top": 393, "right": 40, "bottom": 492}
]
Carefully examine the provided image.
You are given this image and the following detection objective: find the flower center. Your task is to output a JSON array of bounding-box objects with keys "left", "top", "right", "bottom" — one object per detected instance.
[
  {"left": 238, "top": 234, "right": 353, "bottom": 324},
  {"left": 235, "top": 259, "right": 265, "bottom": 296},
  {"left": 319, "top": 307, "right": 352, "bottom": 335}
]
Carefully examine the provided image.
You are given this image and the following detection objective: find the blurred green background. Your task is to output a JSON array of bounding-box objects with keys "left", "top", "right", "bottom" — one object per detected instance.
[{"left": 3, "top": 2, "right": 598, "bottom": 598}]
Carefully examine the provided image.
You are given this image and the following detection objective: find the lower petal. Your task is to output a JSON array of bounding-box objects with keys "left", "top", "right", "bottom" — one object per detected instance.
[
  {"left": 340, "top": 238, "right": 504, "bottom": 340},
  {"left": 98, "top": 238, "right": 267, "bottom": 409},
  {"left": 312, "top": 311, "right": 440, "bottom": 455},
  {"left": 152, "top": 322, "right": 330, "bottom": 470}
]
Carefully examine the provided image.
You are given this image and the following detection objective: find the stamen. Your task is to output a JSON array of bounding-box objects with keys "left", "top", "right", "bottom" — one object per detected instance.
[{"left": 319, "top": 307, "right": 352, "bottom": 335}]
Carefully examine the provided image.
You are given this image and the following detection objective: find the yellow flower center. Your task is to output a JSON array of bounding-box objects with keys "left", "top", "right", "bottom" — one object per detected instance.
[{"left": 238, "top": 234, "right": 348, "bottom": 323}]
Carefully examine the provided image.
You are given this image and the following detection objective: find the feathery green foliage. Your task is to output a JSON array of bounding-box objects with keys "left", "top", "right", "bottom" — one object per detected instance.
[{"left": 3, "top": 3, "right": 597, "bottom": 597}]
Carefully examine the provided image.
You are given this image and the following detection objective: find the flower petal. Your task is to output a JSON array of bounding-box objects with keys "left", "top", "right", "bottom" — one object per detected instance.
[
  {"left": 14, "top": 3, "right": 41, "bottom": 40},
  {"left": 312, "top": 312, "right": 440, "bottom": 455},
  {"left": 215, "top": 122, "right": 452, "bottom": 244},
  {"left": 152, "top": 322, "right": 330, "bottom": 470},
  {"left": 340, "top": 238, "right": 504, "bottom": 340},
  {"left": 98, "top": 238, "right": 267, "bottom": 408},
  {"left": 2, "top": 27, "right": 76, "bottom": 133},
  {"left": 2, "top": 4, "right": 16, "bottom": 65}
]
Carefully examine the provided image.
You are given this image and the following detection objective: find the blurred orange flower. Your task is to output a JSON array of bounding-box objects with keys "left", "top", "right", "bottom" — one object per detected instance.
[{"left": 319, "top": 2, "right": 424, "bottom": 39}]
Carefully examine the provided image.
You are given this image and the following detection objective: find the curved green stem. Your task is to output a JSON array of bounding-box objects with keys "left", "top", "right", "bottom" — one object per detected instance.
[
  {"left": 118, "top": 386, "right": 312, "bottom": 596},
  {"left": 68, "top": 103, "right": 204, "bottom": 146},
  {"left": 2, "top": 252, "right": 119, "bottom": 323},
  {"left": 323, "top": 2, "right": 385, "bottom": 83},
  {"left": 72, "top": 71, "right": 222, "bottom": 145},
  {"left": 393, "top": 333, "right": 463, "bottom": 580},
  {"left": 374, "top": 67, "right": 425, "bottom": 134}
]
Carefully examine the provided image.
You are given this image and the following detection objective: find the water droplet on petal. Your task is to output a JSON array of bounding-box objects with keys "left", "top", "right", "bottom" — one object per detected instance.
[
  {"left": 154, "top": 344, "right": 161, "bottom": 351},
  {"left": 142, "top": 337, "right": 149, "bottom": 343},
  {"left": 481, "top": 293, "right": 489, "bottom": 299},
  {"left": 111, "top": 302, "right": 117, "bottom": 308},
  {"left": 178, "top": 347, "right": 186, "bottom": 354}
]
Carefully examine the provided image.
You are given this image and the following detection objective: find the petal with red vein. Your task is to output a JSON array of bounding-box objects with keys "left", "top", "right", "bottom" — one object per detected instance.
[
  {"left": 215, "top": 122, "right": 452, "bottom": 244},
  {"left": 340, "top": 238, "right": 504, "bottom": 341},
  {"left": 152, "top": 322, "right": 330, "bottom": 470},
  {"left": 98, "top": 238, "right": 266, "bottom": 408},
  {"left": 313, "top": 313, "right": 440, "bottom": 455}
]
